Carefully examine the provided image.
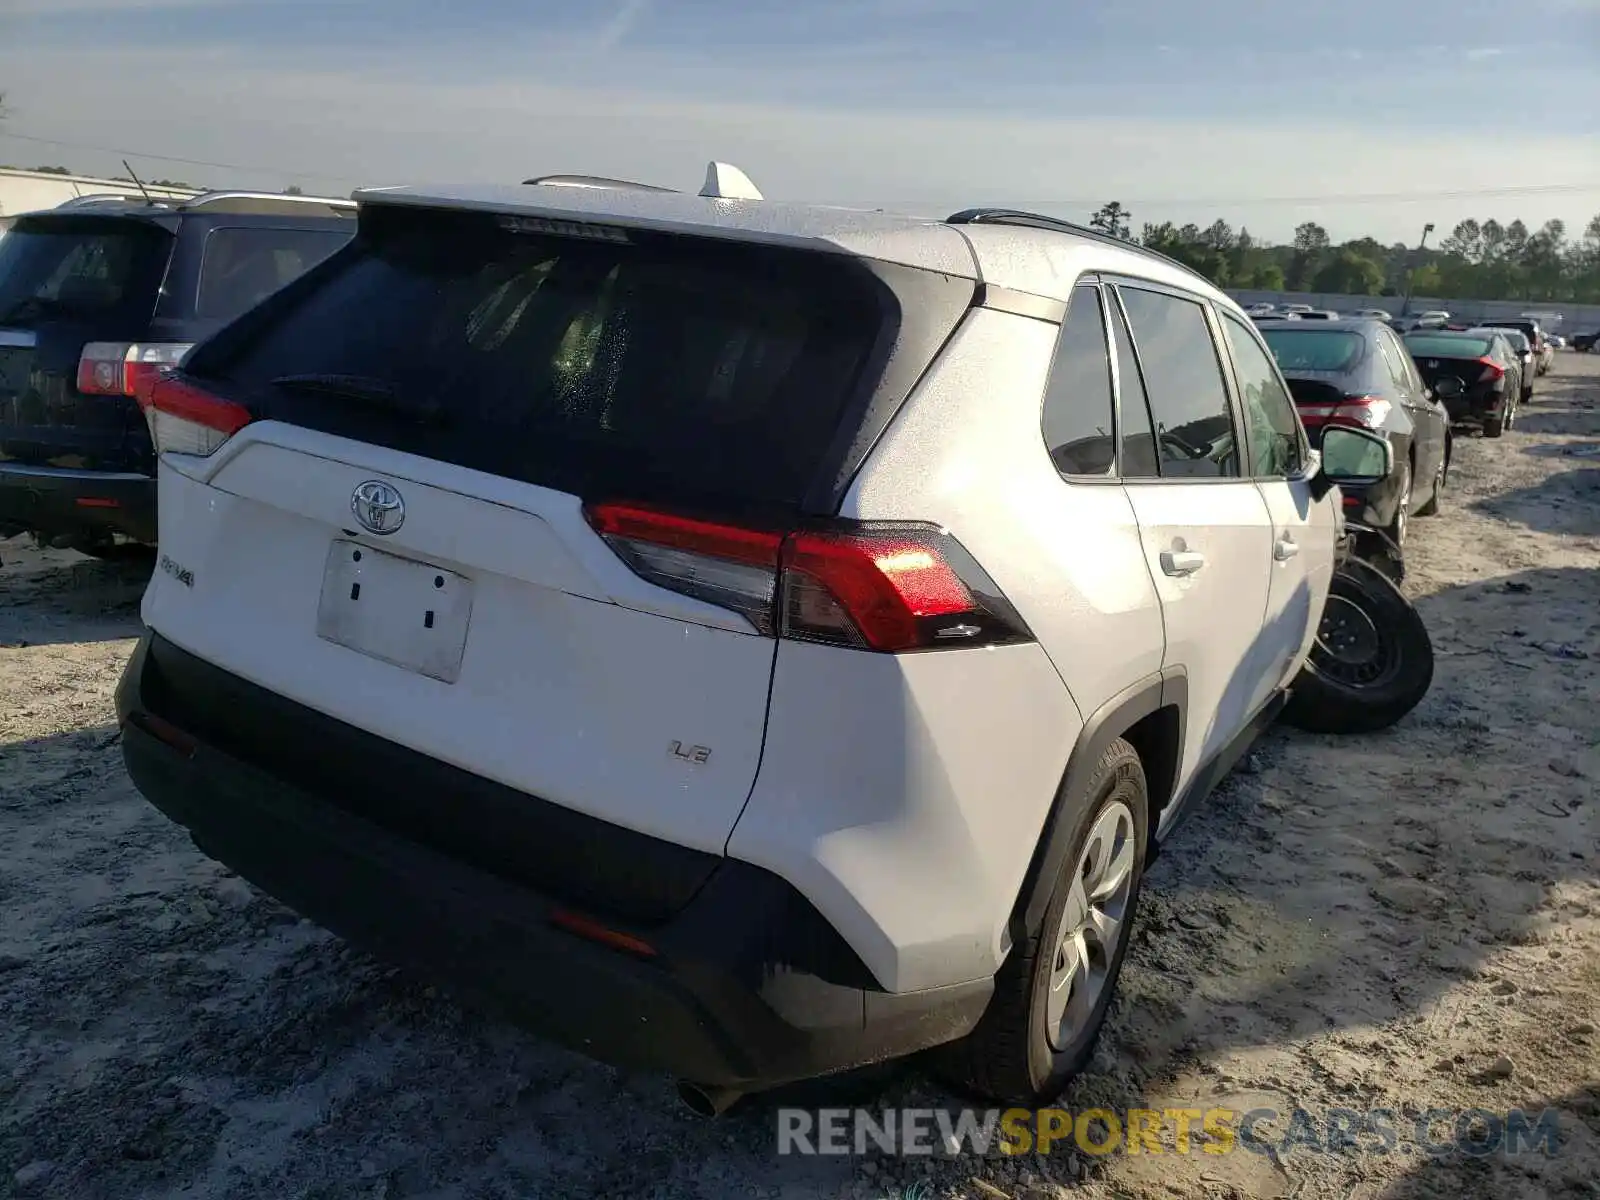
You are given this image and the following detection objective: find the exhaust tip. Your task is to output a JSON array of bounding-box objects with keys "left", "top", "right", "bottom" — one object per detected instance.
[{"left": 677, "top": 1080, "right": 742, "bottom": 1118}]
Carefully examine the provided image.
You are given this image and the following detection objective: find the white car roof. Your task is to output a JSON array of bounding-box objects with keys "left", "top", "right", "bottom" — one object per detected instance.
[{"left": 352, "top": 182, "right": 1232, "bottom": 309}]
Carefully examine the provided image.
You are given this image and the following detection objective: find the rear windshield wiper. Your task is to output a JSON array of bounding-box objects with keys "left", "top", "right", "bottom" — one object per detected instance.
[{"left": 268, "top": 373, "right": 444, "bottom": 424}]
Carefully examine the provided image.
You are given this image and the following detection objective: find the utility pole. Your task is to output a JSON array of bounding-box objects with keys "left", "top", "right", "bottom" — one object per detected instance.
[{"left": 1400, "top": 222, "right": 1435, "bottom": 320}]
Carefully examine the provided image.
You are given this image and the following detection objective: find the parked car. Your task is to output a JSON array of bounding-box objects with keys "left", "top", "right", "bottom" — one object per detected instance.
[
  {"left": 1486, "top": 328, "right": 1538, "bottom": 402},
  {"left": 1352, "top": 308, "right": 1392, "bottom": 321},
  {"left": 1257, "top": 318, "right": 1450, "bottom": 559},
  {"left": 1402, "top": 328, "right": 1524, "bottom": 437},
  {"left": 1478, "top": 318, "right": 1552, "bottom": 376},
  {"left": 1245, "top": 302, "right": 1279, "bottom": 317},
  {"left": 1413, "top": 310, "right": 1451, "bottom": 326},
  {"left": 1295, "top": 309, "right": 1342, "bottom": 320},
  {"left": 0, "top": 191, "right": 355, "bottom": 556},
  {"left": 114, "top": 171, "right": 1391, "bottom": 1109},
  {"left": 1574, "top": 328, "right": 1599, "bottom": 353},
  {"left": 1548, "top": 333, "right": 1566, "bottom": 350}
]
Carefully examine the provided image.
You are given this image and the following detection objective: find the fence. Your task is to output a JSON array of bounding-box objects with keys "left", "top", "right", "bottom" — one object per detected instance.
[{"left": 1226, "top": 289, "right": 1600, "bottom": 333}]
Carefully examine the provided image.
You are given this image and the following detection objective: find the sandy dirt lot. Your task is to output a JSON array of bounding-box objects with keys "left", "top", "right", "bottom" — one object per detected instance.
[{"left": 2, "top": 357, "right": 1597, "bottom": 1200}]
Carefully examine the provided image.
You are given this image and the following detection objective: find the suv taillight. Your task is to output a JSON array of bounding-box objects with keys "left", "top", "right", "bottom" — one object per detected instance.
[
  {"left": 584, "top": 502, "right": 1034, "bottom": 652},
  {"left": 137, "top": 376, "right": 253, "bottom": 457},
  {"left": 76, "top": 342, "right": 194, "bottom": 398}
]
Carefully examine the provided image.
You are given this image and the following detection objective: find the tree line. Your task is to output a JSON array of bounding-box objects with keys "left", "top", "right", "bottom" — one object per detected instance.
[{"left": 1086, "top": 201, "right": 1600, "bottom": 304}]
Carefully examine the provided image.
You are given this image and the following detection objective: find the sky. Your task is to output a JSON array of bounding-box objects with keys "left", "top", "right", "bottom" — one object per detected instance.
[{"left": 0, "top": 0, "right": 1596, "bottom": 245}]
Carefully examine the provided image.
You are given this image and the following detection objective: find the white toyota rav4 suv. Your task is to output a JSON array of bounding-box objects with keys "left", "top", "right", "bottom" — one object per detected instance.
[{"left": 117, "top": 171, "right": 1390, "bottom": 1111}]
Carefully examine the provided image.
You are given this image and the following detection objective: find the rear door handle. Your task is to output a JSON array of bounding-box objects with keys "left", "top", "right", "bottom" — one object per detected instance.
[
  {"left": 1274, "top": 537, "right": 1300, "bottom": 561},
  {"left": 1160, "top": 549, "right": 1206, "bottom": 576}
]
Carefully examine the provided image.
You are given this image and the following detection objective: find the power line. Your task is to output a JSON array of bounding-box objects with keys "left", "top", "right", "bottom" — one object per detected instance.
[
  {"left": 0, "top": 130, "right": 361, "bottom": 186},
  {"left": 6, "top": 128, "right": 1599, "bottom": 210}
]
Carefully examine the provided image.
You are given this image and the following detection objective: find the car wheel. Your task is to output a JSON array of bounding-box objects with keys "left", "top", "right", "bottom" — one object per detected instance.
[
  {"left": 1283, "top": 558, "right": 1434, "bottom": 735},
  {"left": 939, "top": 737, "right": 1148, "bottom": 1104},
  {"left": 1415, "top": 448, "right": 1446, "bottom": 517},
  {"left": 1484, "top": 415, "right": 1505, "bottom": 438},
  {"left": 1389, "top": 467, "right": 1412, "bottom": 548}
]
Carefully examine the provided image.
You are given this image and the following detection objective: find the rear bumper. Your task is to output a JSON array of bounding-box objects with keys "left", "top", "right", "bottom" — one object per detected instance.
[
  {"left": 0, "top": 462, "right": 156, "bottom": 544},
  {"left": 1442, "top": 392, "right": 1505, "bottom": 426},
  {"left": 115, "top": 631, "right": 990, "bottom": 1090}
]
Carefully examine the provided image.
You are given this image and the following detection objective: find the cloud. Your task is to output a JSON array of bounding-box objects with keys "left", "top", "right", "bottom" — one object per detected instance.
[
  {"left": 2, "top": 0, "right": 247, "bottom": 13},
  {"left": 1465, "top": 47, "right": 1506, "bottom": 60},
  {"left": 595, "top": 0, "right": 650, "bottom": 52}
]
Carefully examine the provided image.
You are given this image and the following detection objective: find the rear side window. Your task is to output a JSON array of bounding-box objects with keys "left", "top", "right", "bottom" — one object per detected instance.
[
  {"left": 1041, "top": 284, "right": 1116, "bottom": 476},
  {"left": 191, "top": 208, "right": 893, "bottom": 512},
  {"left": 1116, "top": 285, "right": 1238, "bottom": 479},
  {"left": 196, "top": 226, "right": 351, "bottom": 321},
  {"left": 1375, "top": 333, "right": 1412, "bottom": 391},
  {"left": 0, "top": 218, "right": 171, "bottom": 323}
]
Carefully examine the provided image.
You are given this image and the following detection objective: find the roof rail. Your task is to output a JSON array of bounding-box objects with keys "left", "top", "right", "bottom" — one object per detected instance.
[
  {"left": 523, "top": 174, "right": 678, "bottom": 193},
  {"left": 946, "top": 208, "right": 1213, "bottom": 287},
  {"left": 57, "top": 193, "right": 175, "bottom": 210},
  {"left": 178, "top": 191, "right": 357, "bottom": 216}
]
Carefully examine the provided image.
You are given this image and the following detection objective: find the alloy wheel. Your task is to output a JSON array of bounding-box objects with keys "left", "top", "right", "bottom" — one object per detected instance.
[{"left": 1046, "top": 801, "right": 1137, "bottom": 1052}]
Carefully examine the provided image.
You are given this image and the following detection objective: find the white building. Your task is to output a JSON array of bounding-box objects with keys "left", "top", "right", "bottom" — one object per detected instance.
[{"left": 0, "top": 166, "right": 200, "bottom": 219}]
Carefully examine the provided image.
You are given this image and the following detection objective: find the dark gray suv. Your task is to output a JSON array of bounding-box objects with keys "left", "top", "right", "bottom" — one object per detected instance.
[{"left": 0, "top": 191, "right": 353, "bottom": 555}]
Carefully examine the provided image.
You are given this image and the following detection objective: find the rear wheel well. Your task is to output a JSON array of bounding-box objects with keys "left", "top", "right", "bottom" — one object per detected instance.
[{"left": 1121, "top": 705, "right": 1181, "bottom": 837}]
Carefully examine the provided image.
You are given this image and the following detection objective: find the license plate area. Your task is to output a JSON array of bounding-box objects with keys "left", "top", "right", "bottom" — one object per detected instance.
[{"left": 316, "top": 540, "right": 474, "bottom": 683}]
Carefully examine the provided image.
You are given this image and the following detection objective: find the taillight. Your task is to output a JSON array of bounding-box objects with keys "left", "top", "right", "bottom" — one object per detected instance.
[
  {"left": 1329, "top": 394, "right": 1392, "bottom": 431},
  {"left": 76, "top": 342, "right": 194, "bottom": 398},
  {"left": 586, "top": 503, "right": 783, "bottom": 633},
  {"left": 1476, "top": 357, "right": 1505, "bottom": 383},
  {"left": 583, "top": 502, "right": 1034, "bottom": 653},
  {"left": 137, "top": 375, "right": 252, "bottom": 457}
]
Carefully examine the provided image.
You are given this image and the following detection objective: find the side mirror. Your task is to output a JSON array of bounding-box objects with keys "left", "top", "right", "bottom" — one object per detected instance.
[{"left": 1319, "top": 426, "right": 1394, "bottom": 490}]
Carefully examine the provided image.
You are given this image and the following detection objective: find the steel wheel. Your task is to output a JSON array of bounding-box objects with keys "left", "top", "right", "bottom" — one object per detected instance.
[
  {"left": 1045, "top": 800, "right": 1136, "bottom": 1052},
  {"left": 1313, "top": 593, "right": 1401, "bottom": 688}
]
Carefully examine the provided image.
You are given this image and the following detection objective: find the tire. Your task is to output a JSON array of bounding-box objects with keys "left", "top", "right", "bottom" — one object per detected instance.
[
  {"left": 1484, "top": 415, "right": 1505, "bottom": 438},
  {"left": 1415, "top": 445, "right": 1446, "bottom": 517},
  {"left": 1283, "top": 558, "right": 1434, "bottom": 735},
  {"left": 938, "top": 738, "right": 1149, "bottom": 1104},
  {"left": 1388, "top": 466, "right": 1411, "bottom": 550}
]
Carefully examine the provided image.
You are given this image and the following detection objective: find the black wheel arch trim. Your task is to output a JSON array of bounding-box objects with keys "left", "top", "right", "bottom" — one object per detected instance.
[{"left": 1008, "top": 668, "right": 1187, "bottom": 942}]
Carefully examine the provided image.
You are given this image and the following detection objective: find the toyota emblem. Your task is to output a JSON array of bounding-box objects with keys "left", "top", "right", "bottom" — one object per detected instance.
[{"left": 351, "top": 480, "right": 405, "bottom": 535}]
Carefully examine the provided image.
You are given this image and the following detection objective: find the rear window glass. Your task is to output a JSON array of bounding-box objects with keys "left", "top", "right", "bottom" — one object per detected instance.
[
  {"left": 1404, "top": 334, "right": 1491, "bottom": 358},
  {"left": 193, "top": 208, "right": 891, "bottom": 512},
  {"left": 196, "top": 226, "right": 351, "bottom": 321},
  {"left": 1260, "top": 329, "right": 1363, "bottom": 372},
  {"left": 0, "top": 217, "right": 171, "bottom": 324}
]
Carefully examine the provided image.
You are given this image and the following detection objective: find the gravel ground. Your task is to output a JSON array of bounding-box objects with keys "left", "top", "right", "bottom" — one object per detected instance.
[{"left": 2, "top": 356, "right": 1597, "bottom": 1200}]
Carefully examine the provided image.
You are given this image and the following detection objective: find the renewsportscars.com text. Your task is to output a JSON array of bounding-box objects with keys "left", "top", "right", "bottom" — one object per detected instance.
[{"left": 776, "top": 1106, "right": 1565, "bottom": 1159}]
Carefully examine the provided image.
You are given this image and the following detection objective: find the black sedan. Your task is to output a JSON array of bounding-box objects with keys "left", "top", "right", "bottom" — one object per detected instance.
[
  {"left": 1401, "top": 328, "right": 1524, "bottom": 438},
  {"left": 1258, "top": 318, "right": 1451, "bottom": 555}
]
